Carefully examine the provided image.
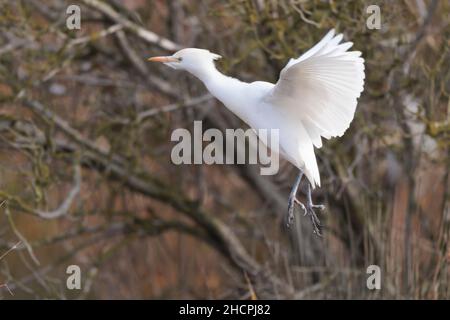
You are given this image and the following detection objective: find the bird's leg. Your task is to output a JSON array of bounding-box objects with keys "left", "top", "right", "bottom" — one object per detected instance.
[
  {"left": 305, "top": 183, "right": 325, "bottom": 236},
  {"left": 286, "top": 170, "right": 326, "bottom": 235},
  {"left": 286, "top": 170, "right": 305, "bottom": 227}
]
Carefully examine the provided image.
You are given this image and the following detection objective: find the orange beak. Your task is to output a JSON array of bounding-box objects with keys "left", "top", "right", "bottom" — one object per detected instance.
[{"left": 147, "top": 56, "right": 179, "bottom": 63}]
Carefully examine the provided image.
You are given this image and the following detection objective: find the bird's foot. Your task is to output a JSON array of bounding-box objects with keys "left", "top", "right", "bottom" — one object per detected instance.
[
  {"left": 305, "top": 199, "right": 325, "bottom": 236},
  {"left": 286, "top": 195, "right": 299, "bottom": 227},
  {"left": 286, "top": 197, "right": 325, "bottom": 236}
]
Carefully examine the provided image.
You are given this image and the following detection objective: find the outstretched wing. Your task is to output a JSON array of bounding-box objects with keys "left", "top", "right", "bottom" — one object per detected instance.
[{"left": 264, "top": 29, "right": 365, "bottom": 187}]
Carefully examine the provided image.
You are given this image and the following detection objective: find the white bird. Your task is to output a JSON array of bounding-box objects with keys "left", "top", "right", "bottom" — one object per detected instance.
[{"left": 149, "top": 29, "right": 365, "bottom": 235}]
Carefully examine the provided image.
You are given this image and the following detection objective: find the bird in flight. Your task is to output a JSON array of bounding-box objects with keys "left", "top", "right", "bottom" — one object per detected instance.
[{"left": 149, "top": 29, "right": 365, "bottom": 235}]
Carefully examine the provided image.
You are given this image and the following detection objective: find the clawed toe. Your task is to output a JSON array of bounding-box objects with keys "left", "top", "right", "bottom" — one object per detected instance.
[
  {"left": 311, "top": 204, "right": 325, "bottom": 211},
  {"left": 306, "top": 202, "right": 325, "bottom": 236},
  {"left": 286, "top": 197, "right": 325, "bottom": 236},
  {"left": 286, "top": 197, "right": 296, "bottom": 228},
  {"left": 287, "top": 197, "right": 307, "bottom": 227},
  {"left": 294, "top": 198, "right": 307, "bottom": 215}
]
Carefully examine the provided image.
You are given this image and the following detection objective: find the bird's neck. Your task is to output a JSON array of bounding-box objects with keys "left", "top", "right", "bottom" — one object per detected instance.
[
  {"left": 188, "top": 62, "right": 222, "bottom": 83},
  {"left": 190, "top": 64, "right": 248, "bottom": 116},
  {"left": 191, "top": 63, "right": 231, "bottom": 90}
]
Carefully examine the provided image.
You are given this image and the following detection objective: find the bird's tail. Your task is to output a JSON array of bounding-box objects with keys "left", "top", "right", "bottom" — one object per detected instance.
[
  {"left": 304, "top": 164, "right": 321, "bottom": 189},
  {"left": 297, "top": 123, "right": 321, "bottom": 188}
]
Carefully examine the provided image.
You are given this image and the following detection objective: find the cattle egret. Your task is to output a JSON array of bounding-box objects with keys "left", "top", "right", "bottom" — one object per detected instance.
[{"left": 149, "top": 29, "right": 365, "bottom": 235}]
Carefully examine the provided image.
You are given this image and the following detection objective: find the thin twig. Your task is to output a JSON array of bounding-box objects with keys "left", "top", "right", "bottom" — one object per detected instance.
[
  {"left": 80, "top": 0, "right": 182, "bottom": 51},
  {"left": 35, "top": 165, "right": 81, "bottom": 219}
]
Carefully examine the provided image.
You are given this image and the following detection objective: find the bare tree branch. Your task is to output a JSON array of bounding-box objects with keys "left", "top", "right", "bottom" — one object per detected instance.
[{"left": 80, "top": 0, "right": 182, "bottom": 51}]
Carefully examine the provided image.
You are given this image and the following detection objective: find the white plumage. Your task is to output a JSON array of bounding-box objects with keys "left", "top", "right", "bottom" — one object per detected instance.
[
  {"left": 265, "top": 29, "right": 365, "bottom": 186},
  {"left": 149, "top": 29, "right": 365, "bottom": 188}
]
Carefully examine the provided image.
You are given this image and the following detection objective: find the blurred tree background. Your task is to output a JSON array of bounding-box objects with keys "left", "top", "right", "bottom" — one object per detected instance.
[{"left": 0, "top": 0, "right": 448, "bottom": 299}]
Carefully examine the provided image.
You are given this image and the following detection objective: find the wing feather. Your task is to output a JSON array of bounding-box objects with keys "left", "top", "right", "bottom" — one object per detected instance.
[{"left": 265, "top": 30, "right": 365, "bottom": 187}]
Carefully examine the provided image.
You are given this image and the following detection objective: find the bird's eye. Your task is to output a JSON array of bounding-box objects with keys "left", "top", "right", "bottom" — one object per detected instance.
[{"left": 177, "top": 57, "right": 183, "bottom": 62}]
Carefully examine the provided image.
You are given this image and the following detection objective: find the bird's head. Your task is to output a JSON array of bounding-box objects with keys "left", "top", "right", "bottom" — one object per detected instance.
[{"left": 148, "top": 48, "right": 222, "bottom": 76}]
